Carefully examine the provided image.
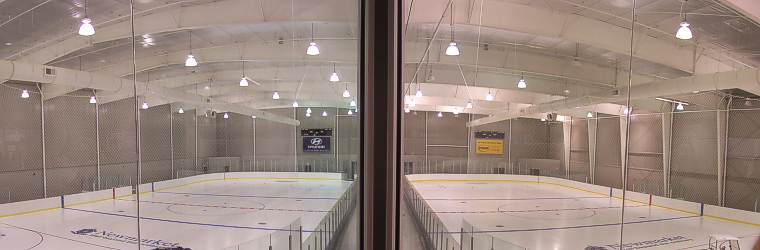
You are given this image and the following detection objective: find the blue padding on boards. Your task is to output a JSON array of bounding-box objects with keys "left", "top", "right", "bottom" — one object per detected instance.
[{"left": 61, "top": 196, "right": 64, "bottom": 208}]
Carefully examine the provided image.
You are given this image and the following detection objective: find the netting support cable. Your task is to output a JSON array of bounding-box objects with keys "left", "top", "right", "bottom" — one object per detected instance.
[
  {"left": 129, "top": 0, "right": 142, "bottom": 248},
  {"left": 619, "top": 0, "right": 636, "bottom": 249}
]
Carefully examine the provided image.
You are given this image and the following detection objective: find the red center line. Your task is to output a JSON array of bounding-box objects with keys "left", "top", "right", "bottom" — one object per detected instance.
[
  {"left": 0, "top": 222, "right": 119, "bottom": 250},
  {"left": 116, "top": 199, "right": 331, "bottom": 213},
  {"left": 434, "top": 204, "right": 647, "bottom": 214}
]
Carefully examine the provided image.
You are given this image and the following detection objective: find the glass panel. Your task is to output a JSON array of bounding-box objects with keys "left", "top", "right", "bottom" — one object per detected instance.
[
  {"left": 402, "top": 0, "right": 760, "bottom": 249},
  {"left": 0, "top": 0, "right": 360, "bottom": 249},
  {"left": 0, "top": 0, "right": 142, "bottom": 248}
]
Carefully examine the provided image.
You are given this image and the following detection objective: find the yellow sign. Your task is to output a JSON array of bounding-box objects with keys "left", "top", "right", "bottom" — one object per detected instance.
[{"left": 476, "top": 139, "right": 503, "bottom": 155}]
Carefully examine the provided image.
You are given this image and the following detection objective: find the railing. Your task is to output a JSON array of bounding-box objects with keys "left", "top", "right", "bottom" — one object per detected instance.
[
  {"left": 302, "top": 180, "right": 358, "bottom": 250},
  {"left": 220, "top": 218, "right": 301, "bottom": 250},
  {"left": 405, "top": 176, "right": 526, "bottom": 250},
  {"left": 404, "top": 176, "right": 460, "bottom": 250},
  {"left": 220, "top": 180, "right": 357, "bottom": 250}
]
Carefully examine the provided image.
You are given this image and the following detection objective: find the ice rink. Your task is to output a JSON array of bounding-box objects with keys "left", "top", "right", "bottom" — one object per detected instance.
[
  {"left": 0, "top": 174, "right": 352, "bottom": 250},
  {"left": 408, "top": 174, "right": 760, "bottom": 250}
]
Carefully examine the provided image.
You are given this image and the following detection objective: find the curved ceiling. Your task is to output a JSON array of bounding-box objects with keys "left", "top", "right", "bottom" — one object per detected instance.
[{"left": 1, "top": 0, "right": 759, "bottom": 123}]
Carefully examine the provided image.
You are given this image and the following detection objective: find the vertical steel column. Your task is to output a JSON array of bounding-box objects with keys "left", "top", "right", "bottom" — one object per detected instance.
[
  {"left": 661, "top": 104, "right": 674, "bottom": 197},
  {"left": 294, "top": 108, "right": 298, "bottom": 171},
  {"left": 253, "top": 116, "right": 256, "bottom": 171},
  {"left": 39, "top": 84, "right": 47, "bottom": 198},
  {"left": 563, "top": 117, "right": 572, "bottom": 179},
  {"left": 508, "top": 119, "right": 512, "bottom": 170},
  {"left": 588, "top": 117, "right": 597, "bottom": 184},
  {"left": 717, "top": 96, "right": 731, "bottom": 206},
  {"left": 361, "top": 0, "right": 402, "bottom": 248},
  {"left": 170, "top": 107, "right": 174, "bottom": 178},
  {"left": 195, "top": 110, "right": 198, "bottom": 170},
  {"left": 425, "top": 111, "right": 428, "bottom": 172},
  {"left": 95, "top": 90, "right": 101, "bottom": 189}
]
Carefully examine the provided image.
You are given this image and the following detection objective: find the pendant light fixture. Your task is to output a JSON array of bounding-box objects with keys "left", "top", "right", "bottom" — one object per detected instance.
[
  {"left": 437, "top": 112, "right": 443, "bottom": 118},
  {"left": 466, "top": 101, "right": 473, "bottom": 109},
  {"left": 349, "top": 99, "right": 357, "bottom": 107},
  {"left": 141, "top": 102, "right": 149, "bottom": 109},
  {"left": 272, "top": 80, "right": 280, "bottom": 99},
  {"left": 185, "top": 30, "right": 198, "bottom": 67},
  {"left": 330, "top": 62, "right": 339, "bottom": 82},
  {"left": 21, "top": 90, "right": 29, "bottom": 99},
  {"left": 178, "top": 108, "right": 184, "bottom": 114},
  {"left": 405, "top": 106, "right": 410, "bottom": 113},
  {"left": 306, "top": 112, "right": 311, "bottom": 117},
  {"left": 322, "top": 111, "right": 328, "bottom": 117},
  {"left": 409, "top": 98, "right": 415, "bottom": 107},
  {"left": 78, "top": 0, "right": 95, "bottom": 36},
  {"left": 307, "top": 23, "right": 320, "bottom": 55},
  {"left": 623, "top": 108, "right": 629, "bottom": 115},
  {"left": 240, "top": 61, "right": 248, "bottom": 87},
  {"left": 517, "top": 74, "right": 527, "bottom": 89},
  {"left": 676, "top": 0, "right": 693, "bottom": 40},
  {"left": 453, "top": 109, "right": 459, "bottom": 115},
  {"left": 292, "top": 101, "right": 299, "bottom": 107},
  {"left": 307, "top": 108, "right": 312, "bottom": 114},
  {"left": 415, "top": 89, "right": 423, "bottom": 97},
  {"left": 342, "top": 83, "right": 350, "bottom": 97},
  {"left": 485, "top": 90, "right": 493, "bottom": 101},
  {"left": 89, "top": 96, "right": 97, "bottom": 104},
  {"left": 445, "top": 2, "right": 459, "bottom": 56},
  {"left": 224, "top": 113, "right": 229, "bottom": 119},
  {"left": 571, "top": 44, "right": 582, "bottom": 67},
  {"left": 586, "top": 112, "right": 593, "bottom": 118},
  {"left": 676, "top": 103, "right": 685, "bottom": 110},
  {"left": 348, "top": 109, "right": 353, "bottom": 115},
  {"left": 426, "top": 69, "right": 435, "bottom": 82},
  {"left": 252, "top": 115, "right": 257, "bottom": 119}
]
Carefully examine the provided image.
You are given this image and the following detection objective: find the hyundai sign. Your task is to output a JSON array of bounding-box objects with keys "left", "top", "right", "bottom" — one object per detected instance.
[{"left": 303, "top": 137, "right": 331, "bottom": 152}]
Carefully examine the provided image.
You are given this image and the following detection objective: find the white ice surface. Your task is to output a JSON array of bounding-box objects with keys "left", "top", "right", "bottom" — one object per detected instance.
[
  {"left": 0, "top": 177, "right": 351, "bottom": 250},
  {"left": 409, "top": 176, "right": 760, "bottom": 250}
]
